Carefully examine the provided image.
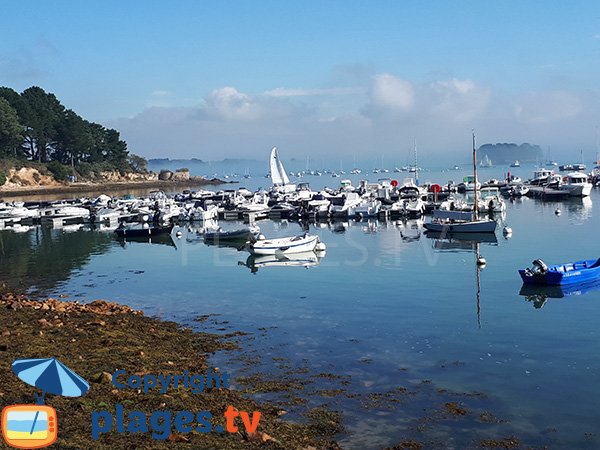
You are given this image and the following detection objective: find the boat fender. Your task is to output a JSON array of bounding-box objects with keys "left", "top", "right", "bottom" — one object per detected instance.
[
  {"left": 477, "top": 256, "right": 486, "bottom": 266},
  {"left": 315, "top": 242, "right": 327, "bottom": 252},
  {"left": 555, "top": 208, "right": 561, "bottom": 215},
  {"left": 502, "top": 226, "right": 512, "bottom": 236}
]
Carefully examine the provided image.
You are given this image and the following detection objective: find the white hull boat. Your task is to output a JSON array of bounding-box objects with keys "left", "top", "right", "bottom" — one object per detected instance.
[
  {"left": 559, "top": 172, "right": 592, "bottom": 197},
  {"left": 248, "top": 233, "right": 325, "bottom": 255}
]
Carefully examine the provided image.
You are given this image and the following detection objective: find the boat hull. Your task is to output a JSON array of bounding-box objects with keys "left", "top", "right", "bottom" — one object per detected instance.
[
  {"left": 519, "top": 258, "right": 600, "bottom": 285},
  {"left": 423, "top": 219, "right": 497, "bottom": 233},
  {"left": 249, "top": 235, "right": 319, "bottom": 255}
]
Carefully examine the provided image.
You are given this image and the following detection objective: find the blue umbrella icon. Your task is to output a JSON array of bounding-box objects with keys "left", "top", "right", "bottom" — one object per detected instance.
[{"left": 12, "top": 358, "right": 90, "bottom": 404}]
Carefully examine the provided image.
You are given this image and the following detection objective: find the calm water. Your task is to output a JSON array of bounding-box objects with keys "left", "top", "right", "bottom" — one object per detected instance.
[{"left": 1, "top": 168, "right": 599, "bottom": 448}]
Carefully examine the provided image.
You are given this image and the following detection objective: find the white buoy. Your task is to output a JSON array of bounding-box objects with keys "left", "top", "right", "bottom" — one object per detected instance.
[
  {"left": 503, "top": 226, "right": 513, "bottom": 237},
  {"left": 315, "top": 242, "right": 327, "bottom": 252},
  {"left": 477, "top": 256, "right": 487, "bottom": 266},
  {"left": 555, "top": 208, "right": 561, "bottom": 215}
]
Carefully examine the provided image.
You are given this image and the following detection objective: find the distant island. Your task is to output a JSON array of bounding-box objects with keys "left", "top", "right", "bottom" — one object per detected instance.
[{"left": 479, "top": 143, "right": 543, "bottom": 165}]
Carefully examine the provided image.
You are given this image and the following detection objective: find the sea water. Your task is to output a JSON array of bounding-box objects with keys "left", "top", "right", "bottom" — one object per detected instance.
[{"left": 2, "top": 167, "right": 599, "bottom": 448}]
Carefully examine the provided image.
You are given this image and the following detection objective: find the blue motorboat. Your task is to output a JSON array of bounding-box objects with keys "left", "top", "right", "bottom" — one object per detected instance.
[{"left": 519, "top": 258, "right": 600, "bottom": 285}]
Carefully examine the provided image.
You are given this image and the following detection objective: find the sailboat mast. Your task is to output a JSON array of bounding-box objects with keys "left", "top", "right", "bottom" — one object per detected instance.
[
  {"left": 414, "top": 139, "right": 419, "bottom": 186},
  {"left": 472, "top": 131, "right": 479, "bottom": 221}
]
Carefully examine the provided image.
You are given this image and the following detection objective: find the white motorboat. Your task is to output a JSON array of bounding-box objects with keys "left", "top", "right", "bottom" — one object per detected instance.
[
  {"left": 354, "top": 199, "right": 382, "bottom": 218},
  {"left": 510, "top": 184, "right": 529, "bottom": 197},
  {"left": 330, "top": 192, "right": 364, "bottom": 217},
  {"left": 248, "top": 233, "right": 325, "bottom": 255},
  {"left": 476, "top": 187, "right": 506, "bottom": 213},
  {"left": 405, "top": 197, "right": 425, "bottom": 217},
  {"left": 529, "top": 168, "right": 554, "bottom": 186},
  {"left": 0, "top": 204, "right": 39, "bottom": 220},
  {"left": 510, "top": 160, "right": 520, "bottom": 167},
  {"left": 188, "top": 204, "right": 218, "bottom": 221},
  {"left": 558, "top": 172, "right": 592, "bottom": 197},
  {"left": 457, "top": 176, "right": 481, "bottom": 192}
]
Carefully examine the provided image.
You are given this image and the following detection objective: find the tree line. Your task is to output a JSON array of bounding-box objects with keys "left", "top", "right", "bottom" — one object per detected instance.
[{"left": 0, "top": 86, "right": 146, "bottom": 176}]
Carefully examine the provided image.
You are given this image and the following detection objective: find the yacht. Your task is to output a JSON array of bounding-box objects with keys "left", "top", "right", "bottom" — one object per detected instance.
[
  {"left": 558, "top": 172, "right": 592, "bottom": 197},
  {"left": 529, "top": 168, "right": 554, "bottom": 186}
]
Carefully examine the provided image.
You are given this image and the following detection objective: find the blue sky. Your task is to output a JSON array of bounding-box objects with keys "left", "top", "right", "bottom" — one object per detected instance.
[{"left": 1, "top": 1, "right": 599, "bottom": 162}]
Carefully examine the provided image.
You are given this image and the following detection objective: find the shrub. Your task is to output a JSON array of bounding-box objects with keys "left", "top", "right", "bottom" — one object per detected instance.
[
  {"left": 0, "top": 170, "right": 6, "bottom": 186},
  {"left": 47, "top": 161, "right": 71, "bottom": 181}
]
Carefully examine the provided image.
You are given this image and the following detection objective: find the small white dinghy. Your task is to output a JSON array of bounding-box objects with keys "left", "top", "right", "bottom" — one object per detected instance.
[{"left": 248, "top": 233, "right": 326, "bottom": 255}]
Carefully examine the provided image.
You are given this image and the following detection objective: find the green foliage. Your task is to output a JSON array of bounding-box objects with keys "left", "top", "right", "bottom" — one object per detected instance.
[
  {"left": 46, "top": 161, "right": 71, "bottom": 181},
  {"left": 176, "top": 167, "right": 189, "bottom": 172},
  {"left": 0, "top": 85, "right": 134, "bottom": 175},
  {"left": 127, "top": 154, "right": 148, "bottom": 173},
  {"left": 0, "top": 98, "right": 23, "bottom": 156},
  {"left": 0, "top": 170, "right": 6, "bottom": 186}
]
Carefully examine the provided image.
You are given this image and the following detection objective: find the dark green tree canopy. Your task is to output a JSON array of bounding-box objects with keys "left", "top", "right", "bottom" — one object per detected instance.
[
  {"left": 0, "top": 85, "right": 138, "bottom": 172},
  {"left": 0, "top": 97, "right": 23, "bottom": 156}
]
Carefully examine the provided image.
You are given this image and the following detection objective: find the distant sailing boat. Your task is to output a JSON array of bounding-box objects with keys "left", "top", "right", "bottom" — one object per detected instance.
[
  {"left": 270, "top": 147, "right": 296, "bottom": 193},
  {"left": 424, "top": 132, "right": 497, "bottom": 233}
]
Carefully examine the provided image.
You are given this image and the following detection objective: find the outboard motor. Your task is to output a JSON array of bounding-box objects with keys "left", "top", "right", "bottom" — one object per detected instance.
[{"left": 532, "top": 259, "right": 548, "bottom": 275}]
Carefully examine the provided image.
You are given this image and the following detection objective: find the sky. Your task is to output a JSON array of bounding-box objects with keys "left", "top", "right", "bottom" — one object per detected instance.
[{"left": 1, "top": 0, "right": 600, "bottom": 164}]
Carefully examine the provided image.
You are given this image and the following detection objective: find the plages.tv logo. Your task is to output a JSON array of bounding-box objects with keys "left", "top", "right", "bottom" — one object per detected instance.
[{"left": 1, "top": 358, "right": 90, "bottom": 449}]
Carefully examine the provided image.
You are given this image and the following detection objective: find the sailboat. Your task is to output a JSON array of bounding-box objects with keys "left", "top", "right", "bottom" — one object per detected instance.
[
  {"left": 270, "top": 147, "right": 296, "bottom": 193},
  {"left": 424, "top": 133, "right": 497, "bottom": 233}
]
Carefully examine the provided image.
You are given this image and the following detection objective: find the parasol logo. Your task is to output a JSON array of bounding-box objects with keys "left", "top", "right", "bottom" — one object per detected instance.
[{"left": 1, "top": 358, "right": 90, "bottom": 449}]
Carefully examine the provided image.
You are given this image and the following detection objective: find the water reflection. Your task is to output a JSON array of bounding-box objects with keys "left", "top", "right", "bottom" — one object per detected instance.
[
  {"left": 0, "top": 225, "right": 114, "bottom": 293},
  {"left": 238, "top": 251, "right": 323, "bottom": 274},
  {"left": 519, "top": 279, "right": 600, "bottom": 309},
  {"left": 425, "top": 231, "right": 497, "bottom": 327}
]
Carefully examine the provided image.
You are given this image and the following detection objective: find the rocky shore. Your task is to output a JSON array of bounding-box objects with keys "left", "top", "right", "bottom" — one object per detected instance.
[
  {"left": 0, "top": 292, "right": 341, "bottom": 449},
  {"left": 0, "top": 177, "right": 226, "bottom": 198}
]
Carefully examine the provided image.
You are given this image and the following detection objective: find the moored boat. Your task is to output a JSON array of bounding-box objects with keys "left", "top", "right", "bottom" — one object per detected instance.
[
  {"left": 248, "top": 233, "right": 325, "bottom": 255},
  {"left": 519, "top": 258, "right": 600, "bottom": 285}
]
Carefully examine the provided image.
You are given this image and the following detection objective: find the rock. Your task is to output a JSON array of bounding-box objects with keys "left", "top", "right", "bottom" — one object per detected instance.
[
  {"left": 158, "top": 170, "right": 173, "bottom": 181},
  {"left": 2, "top": 331, "right": 10, "bottom": 336},
  {"left": 244, "top": 431, "right": 275, "bottom": 443},
  {"left": 171, "top": 170, "right": 190, "bottom": 181},
  {"left": 8, "top": 302, "right": 22, "bottom": 310},
  {"left": 92, "top": 372, "right": 113, "bottom": 384},
  {"left": 167, "top": 434, "right": 190, "bottom": 442},
  {"left": 38, "top": 319, "right": 52, "bottom": 327}
]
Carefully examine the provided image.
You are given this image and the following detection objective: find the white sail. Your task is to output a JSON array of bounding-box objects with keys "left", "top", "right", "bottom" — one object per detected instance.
[
  {"left": 277, "top": 155, "right": 290, "bottom": 185},
  {"left": 270, "top": 147, "right": 284, "bottom": 185}
]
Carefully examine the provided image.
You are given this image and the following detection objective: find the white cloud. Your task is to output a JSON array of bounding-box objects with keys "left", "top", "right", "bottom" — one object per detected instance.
[
  {"left": 204, "top": 86, "right": 265, "bottom": 121},
  {"left": 264, "top": 87, "right": 364, "bottom": 97},
  {"left": 515, "top": 90, "right": 582, "bottom": 124},
  {"left": 151, "top": 90, "right": 170, "bottom": 97},
  {"left": 428, "top": 78, "right": 490, "bottom": 123},
  {"left": 370, "top": 73, "right": 415, "bottom": 112}
]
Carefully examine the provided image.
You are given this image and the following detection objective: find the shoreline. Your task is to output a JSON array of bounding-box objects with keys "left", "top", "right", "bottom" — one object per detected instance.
[
  {"left": 0, "top": 291, "right": 341, "bottom": 449},
  {"left": 0, "top": 177, "right": 228, "bottom": 198},
  {"left": 0, "top": 288, "right": 560, "bottom": 449}
]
